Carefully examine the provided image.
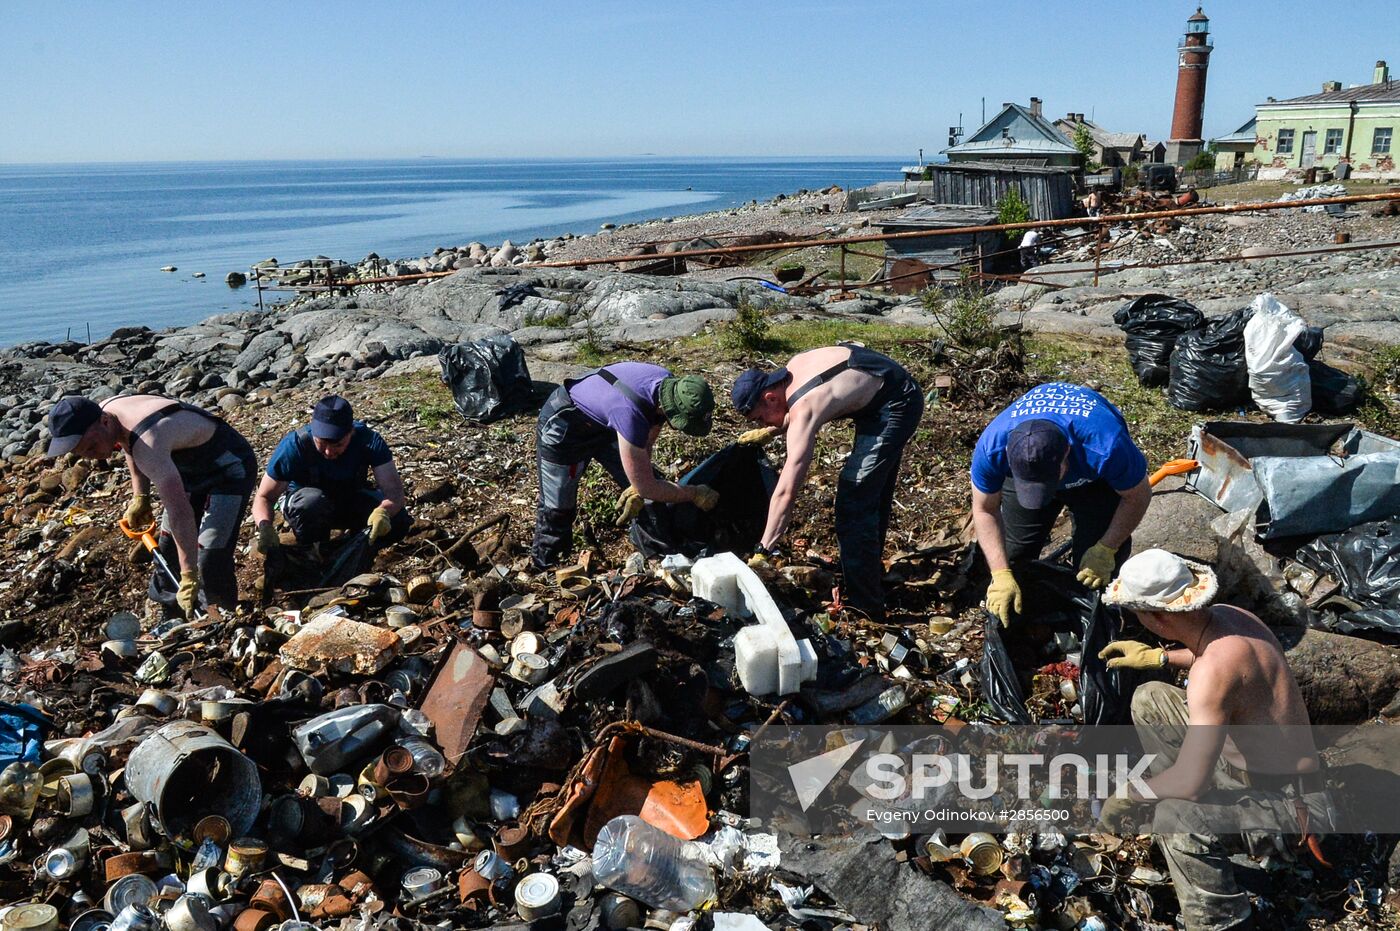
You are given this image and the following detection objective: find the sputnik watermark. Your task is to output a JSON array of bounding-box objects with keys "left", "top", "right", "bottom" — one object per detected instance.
[{"left": 853, "top": 752, "right": 1156, "bottom": 805}]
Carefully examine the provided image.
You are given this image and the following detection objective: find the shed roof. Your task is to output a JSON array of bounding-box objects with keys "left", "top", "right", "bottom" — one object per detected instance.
[
  {"left": 1264, "top": 81, "right": 1400, "bottom": 106},
  {"left": 945, "top": 102, "right": 1080, "bottom": 157},
  {"left": 877, "top": 204, "right": 999, "bottom": 230},
  {"left": 1212, "top": 117, "right": 1257, "bottom": 145},
  {"left": 1054, "top": 117, "right": 1144, "bottom": 151}
]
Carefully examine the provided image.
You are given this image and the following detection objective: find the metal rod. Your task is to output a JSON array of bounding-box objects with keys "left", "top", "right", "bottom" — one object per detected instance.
[
  {"left": 1093, "top": 223, "right": 1105, "bottom": 286},
  {"left": 528, "top": 191, "right": 1400, "bottom": 269},
  {"left": 839, "top": 244, "right": 847, "bottom": 300},
  {"left": 1021, "top": 237, "right": 1400, "bottom": 277}
]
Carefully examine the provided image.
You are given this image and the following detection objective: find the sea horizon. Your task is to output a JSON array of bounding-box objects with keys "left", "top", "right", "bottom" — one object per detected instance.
[{"left": 0, "top": 156, "right": 904, "bottom": 347}]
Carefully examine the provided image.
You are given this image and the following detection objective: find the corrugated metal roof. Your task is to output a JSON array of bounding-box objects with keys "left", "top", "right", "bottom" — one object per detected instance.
[
  {"left": 1212, "top": 117, "right": 1257, "bottom": 145},
  {"left": 925, "top": 160, "right": 1078, "bottom": 176},
  {"left": 946, "top": 103, "right": 1080, "bottom": 157},
  {"left": 1054, "top": 118, "right": 1143, "bottom": 150},
  {"left": 1265, "top": 81, "right": 1400, "bottom": 105}
]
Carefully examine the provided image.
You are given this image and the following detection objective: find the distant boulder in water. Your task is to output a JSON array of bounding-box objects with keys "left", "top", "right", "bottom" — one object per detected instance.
[{"left": 225, "top": 272, "right": 247, "bottom": 288}]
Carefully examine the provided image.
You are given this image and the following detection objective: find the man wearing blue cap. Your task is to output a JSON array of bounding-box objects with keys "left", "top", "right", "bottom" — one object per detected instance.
[
  {"left": 251, "top": 395, "right": 412, "bottom": 556},
  {"left": 731, "top": 343, "right": 923, "bottom": 620},
  {"left": 970, "top": 382, "right": 1151, "bottom": 626},
  {"left": 45, "top": 394, "right": 257, "bottom": 618},
  {"left": 533, "top": 363, "right": 718, "bottom": 569}
]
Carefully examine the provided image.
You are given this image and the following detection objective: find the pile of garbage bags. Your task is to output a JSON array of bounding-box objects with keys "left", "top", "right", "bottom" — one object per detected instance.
[{"left": 1116, "top": 293, "right": 1359, "bottom": 419}]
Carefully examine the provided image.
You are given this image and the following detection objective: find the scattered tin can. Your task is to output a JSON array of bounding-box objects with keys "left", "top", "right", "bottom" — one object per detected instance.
[
  {"left": 514, "top": 873, "right": 561, "bottom": 920},
  {"left": 185, "top": 867, "right": 229, "bottom": 901},
  {"left": 599, "top": 893, "right": 641, "bottom": 930},
  {"left": 230, "top": 908, "right": 274, "bottom": 931},
  {"left": 104, "top": 874, "right": 158, "bottom": 914},
  {"left": 509, "top": 631, "right": 543, "bottom": 659},
  {"left": 472, "top": 849, "right": 513, "bottom": 883},
  {"left": 507, "top": 652, "right": 550, "bottom": 685},
  {"left": 961, "top": 832, "right": 1005, "bottom": 876},
  {"left": 164, "top": 895, "right": 217, "bottom": 931},
  {"left": 193, "top": 815, "right": 231, "bottom": 847},
  {"left": 42, "top": 846, "right": 82, "bottom": 881},
  {"left": 134, "top": 690, "right": 177, "bottom": 716},
  {"left": 224, "top": 838, "right": 268, "bottom": 877},
  {"left": 56, "top": 773, "right": 95, "bottom": 818},
  {"left": 101, "top": 640, "right": 139, "bottom": 662},
  {"left": 69, "top": 909, "right": 115, "bottom": 931},
  {"left": 400, "top": 867, "right": 444, "bottom": 904},
  {"left": 384, "top": 606, "right": 417, "bottom": 629},
  {"left": 108, "top": 904, "right": 155, "bottom": 931},
  {"left": 1, "top": 904, "right": 59, "bottom": 931}
]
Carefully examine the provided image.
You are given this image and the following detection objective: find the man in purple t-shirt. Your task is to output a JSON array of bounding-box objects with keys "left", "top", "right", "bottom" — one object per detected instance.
[{"left": 532, "top": 362, "right": 718, "bottom": 568}]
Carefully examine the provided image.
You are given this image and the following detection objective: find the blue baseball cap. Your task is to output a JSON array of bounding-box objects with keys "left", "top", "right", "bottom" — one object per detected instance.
[
  {"left": 731, "top": 367, "right": 789, "bottom": 415},
  {"left": 1006, "top": 419, "right": 1069, "bottom": 509},
  {"left": 310, "top": 395, "right": 354, "bottom": 440},
  {"left": 46, "top": 396, "right": 103, "bottom": 458}
]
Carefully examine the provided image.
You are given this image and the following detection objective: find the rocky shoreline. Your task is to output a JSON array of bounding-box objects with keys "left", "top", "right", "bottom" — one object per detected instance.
[{"left": 1, "top": 185, "right": 1398, "bottom": 459}]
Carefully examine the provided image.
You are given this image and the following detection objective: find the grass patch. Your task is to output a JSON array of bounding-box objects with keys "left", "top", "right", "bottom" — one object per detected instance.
[
  {"left": 717, "top": 293, "right": 777, "bottom": 358},
  {"left": 537, "top": 313, "right": 570, "bottom": 328},
  {"left": 919, "top": 275, "right": 1000, "bottom": 351},
  {"left": 377, "top": 371, "right": 460, "bottom": 429},
  {"left": 820, "top": 244, "right": 882, "bottom": 282}
]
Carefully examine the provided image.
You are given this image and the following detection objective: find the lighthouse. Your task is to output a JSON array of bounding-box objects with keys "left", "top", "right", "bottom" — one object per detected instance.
[{"left": 1167, "top": 7, "right": 1212, "bottom": 165}]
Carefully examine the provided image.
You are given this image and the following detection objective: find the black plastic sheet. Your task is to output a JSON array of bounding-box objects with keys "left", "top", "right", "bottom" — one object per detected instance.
[
  {"left": 630, "top": 443, "right": 777, "bottom": 558},
  {"left": 438, "top": 335, "right": 534, "bottom": 424},
  {"left": 1167, "top": 307, "right": 1254, "bottom": 411},
  {"left": 1295, "top": 521, "right": 1400, "bottom": 633},
  {"left": 1112, "top": 294, "right": 1205, "bottom": 387},
  {"left": 980, "top": 562, "right": 1138, "bottom": 725}
]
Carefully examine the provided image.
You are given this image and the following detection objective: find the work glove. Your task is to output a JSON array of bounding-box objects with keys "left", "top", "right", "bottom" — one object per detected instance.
[
  {"left": 737, "top": 426, "right": 781, "bottom": 447},
  {"left": 366, "top": 506, "right": 393, "bottom": 544},
  {"left": 1098, "top": 793, "right": 1150, "bottom": 833},
  {"left": 691, "top": 485, "right": 720, "bottom": 511},
  {"left": 255, "top": 521, "right": 280, "bottom": 555},
  {"left": 1098, "top": 640, "right": 1167, "bottom": 671},
  {"left": 985, "top": 569, "right": 1022, "bottom": 628},
  {"left": 747, "top": 545, "right": 780, "bottom": 569},
  {"left": 1076, "top": 542, "right": 1118, "bottom": 589},
  {"left": 176, "top": 569, "right": 200, "bottom": 619},
  {"left": 614, "top": 486, "right": 644, "bottom": 527},
  {"left": 124, "top": 494, "right": 154, "bottom": 529}
]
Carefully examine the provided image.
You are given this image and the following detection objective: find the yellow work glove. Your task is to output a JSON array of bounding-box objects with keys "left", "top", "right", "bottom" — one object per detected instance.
[
  {"left": 255, "top": 521, "right": 280, "bottom": 555},
  {"left": 1098, "top": 640, "right": 1167, "bottom": 671},
  {"left": 366, "top": 506, "right": 393, "bottom": 544},
  {"left": 1098, "top": 793, "right": 1150, "bottom": 833},
  {"left": 1076, "top": 542, "right": 1118, "bottom": 589},
  {"left": 124, "top": 494, "right": 154, "bottom": 529},
  {"left": 691, "top": 485, "right": 720, "bottom": 511},
  {"left": 985, "top": 569, "right": 1022, "bottom": 628},
  {"left": 737, "top": 426, "right": 780, "bottom": 447},
  {"left": 176, "top": 569, "right": 200, "bottom": 619},
  {"left": 614, "top": 486, "right": 645, "bottom": 527}
]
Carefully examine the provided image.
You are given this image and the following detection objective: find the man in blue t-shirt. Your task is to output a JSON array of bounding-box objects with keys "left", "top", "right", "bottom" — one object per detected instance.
[
  {"left": 251, "top": 395, "right": 413, "bottom": 554},
  {"left": 533, "top": 362, "right": 717, "bottom": 568},
  {"left": 970, "top": 383, "right": 1151, "bottom": 626}
]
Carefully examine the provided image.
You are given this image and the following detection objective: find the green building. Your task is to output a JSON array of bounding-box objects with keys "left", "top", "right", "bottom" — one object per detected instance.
[{"left": 1250, "top": 60, "right": 1398, "bottom": 180}]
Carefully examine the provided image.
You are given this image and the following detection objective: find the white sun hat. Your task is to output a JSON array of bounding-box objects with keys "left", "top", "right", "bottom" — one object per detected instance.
[{"left": 1102, "top": 548, "right": 1217, "bottom": 613}]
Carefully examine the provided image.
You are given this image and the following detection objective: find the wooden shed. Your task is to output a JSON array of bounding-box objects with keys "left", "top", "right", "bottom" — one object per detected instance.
[
  {"left": 875, "top": 204, "right": 999, "bottom": 292},
  {"left": 920, "top": 161, "right": 1080, "bottom": 219}
]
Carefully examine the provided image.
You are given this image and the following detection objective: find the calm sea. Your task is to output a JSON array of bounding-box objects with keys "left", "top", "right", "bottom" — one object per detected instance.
[{"left": 0, "top": 157, "right": 898, "bottom": 347}]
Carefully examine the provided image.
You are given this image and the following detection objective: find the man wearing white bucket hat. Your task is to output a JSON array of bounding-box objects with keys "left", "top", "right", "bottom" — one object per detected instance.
[{"left": 1097, "top": 549, "right": 1332, "bottom": 931}]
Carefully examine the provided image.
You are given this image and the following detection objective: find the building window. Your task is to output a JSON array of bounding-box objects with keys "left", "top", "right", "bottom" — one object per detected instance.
[
  {"left": 1324, "top": 128, "right": 1343, "bottom": 155},
  {"left": 1276, "top": 129, "right": 1295, "bottom": 154},
  {"left": 1375, "top": 127, "right": 1393, "bottom": 155}
]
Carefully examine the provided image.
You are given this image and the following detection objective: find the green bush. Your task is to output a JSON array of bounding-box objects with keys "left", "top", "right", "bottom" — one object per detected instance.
[
  {"left": 919, "top": 271, "right": 1001, "bottom": 350},
  {"left": 1183, "top": 151, "right": 1215, "bottom": 172},
  {"left": 718, "top": 292, "right": 774, "bottom": 356},
  {"left": 1121, "top": 163, "right": 1141, "bottom": 186},
  {"left": 997, "top": 188, "right": 1031, "bottom": 244}
]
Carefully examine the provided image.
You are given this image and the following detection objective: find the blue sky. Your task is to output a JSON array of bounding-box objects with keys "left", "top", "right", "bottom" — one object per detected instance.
[{"left": 2, "top": 0, "right": 1396, "bottom": 163}]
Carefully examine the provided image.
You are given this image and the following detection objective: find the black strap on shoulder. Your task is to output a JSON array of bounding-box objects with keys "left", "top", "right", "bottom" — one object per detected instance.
[
  {"left": 597, "top": 367, "right": 655, "bottom": 415},
  {"left": 788, "top": 360, "right": 850, "bottom": 407},
  {"left": 294, "top": 425, "right": 317, "bottom": 459},
  {"left": 130, "top": 402, "right": 186, "bottom": 442}
]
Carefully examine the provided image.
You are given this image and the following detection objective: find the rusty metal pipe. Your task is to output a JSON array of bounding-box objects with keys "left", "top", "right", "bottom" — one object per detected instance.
[{"left": 528, "top": 191, "right": 1400, "bottom": 269}]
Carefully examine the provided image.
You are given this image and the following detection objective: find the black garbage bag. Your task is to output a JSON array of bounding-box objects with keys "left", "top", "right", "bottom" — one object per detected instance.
[
  {"left": 1167, "top": 307, "right": 1254, "bottom": 411},
  {"left": 1294, "top": 325, "right": 1325, "bottom": 361},
  {"left": 1294, "top": 521, "right": 1400, "bottom": 633},
  {"left": 1112, "top": 294, "right": 1205, "bottom": 387},
  {"left": 630, "top": 443, "right": 778, "bottom": 558},
  {"left": 1308, "top": 359, "right": 1362, "bottom": 414},
  {"left": 438, "top": 335, "right": 534, "bottom": 424},
  {"left": 980, "top": 562, "right": 1140, "bottom": 725}
]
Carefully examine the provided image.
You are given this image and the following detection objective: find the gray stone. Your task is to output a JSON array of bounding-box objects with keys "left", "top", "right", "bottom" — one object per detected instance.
[
  {"left": 1129, "top": 478, "right": 1226, "bottom": 564},
  {"left": 1278, "top": 627, "right": 1400, "bottom": 724},
  {"left": 217, "top": 393, "right": 245, "bottom": 412}
]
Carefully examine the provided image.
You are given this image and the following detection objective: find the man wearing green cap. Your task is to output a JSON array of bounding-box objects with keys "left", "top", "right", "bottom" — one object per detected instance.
[{"left": 532, "top": 362, "right": 718, "bottom": 568}]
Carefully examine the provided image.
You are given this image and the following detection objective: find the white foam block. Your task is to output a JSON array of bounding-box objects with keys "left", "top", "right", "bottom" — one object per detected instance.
[{"left": 735, "top": 625, "right": 780, "bottom": 696}]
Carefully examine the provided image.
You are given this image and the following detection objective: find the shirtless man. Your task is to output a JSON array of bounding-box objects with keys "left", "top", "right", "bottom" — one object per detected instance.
[
  {"left": 1098, "top": 549, "right": 1330, "bottom": 931},
  {"left": 730, "top": 344, "right": 923, "bottom": 621},
  {"left": 46, "top": 395, "right": 258, "bottom": 618}
]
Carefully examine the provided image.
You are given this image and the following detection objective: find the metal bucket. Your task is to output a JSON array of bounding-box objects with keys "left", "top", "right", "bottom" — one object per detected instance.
[{"left": 124, "top": 721, "right": 262, "bottom": 837}]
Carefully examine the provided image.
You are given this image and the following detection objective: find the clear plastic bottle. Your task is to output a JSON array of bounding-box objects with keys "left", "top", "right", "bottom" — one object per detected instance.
[
  {"left": 191, "top": 837, "right": 224, "bottom": 871},
  {"left": 395, "top": 737, "right": 446, "bottom": 779},
  {"left": 591, "top": 815, "right": 715, "bottom": 912},
  {"left": 0, "top": 761, "right": 42, "bottom": 821}
]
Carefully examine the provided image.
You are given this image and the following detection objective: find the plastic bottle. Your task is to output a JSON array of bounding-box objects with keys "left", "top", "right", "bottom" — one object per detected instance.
[
  {"left": 395, "top": 736, "right": 446, "bottom": 778},
  {"left": 0, "top": 761, "right": 43, "bottom": 821},
  {"left": 191, "top": 837, "right": 223, "bottom": 871},
  {"left": 591, "top": 815, "right": 715, "bottom": 912},
  {"left": 293, "top": 705, "right": 401, "bottom": 775}
]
